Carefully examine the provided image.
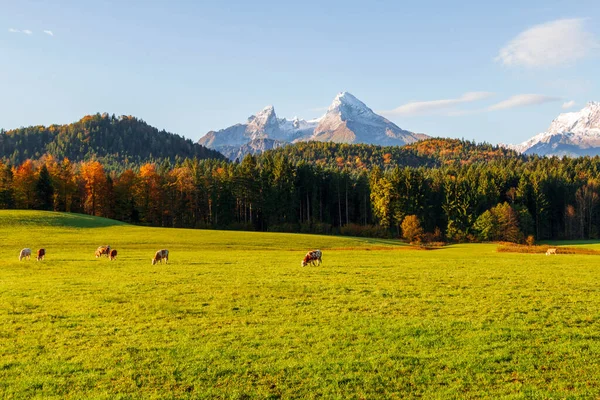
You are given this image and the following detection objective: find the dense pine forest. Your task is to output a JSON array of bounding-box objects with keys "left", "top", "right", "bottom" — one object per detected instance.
[
  {"left": 1, "top": 134, "right": 600, "bottom": 242},
  {"left": 0, "top": 113, "right": 224, "bottom": 168}
]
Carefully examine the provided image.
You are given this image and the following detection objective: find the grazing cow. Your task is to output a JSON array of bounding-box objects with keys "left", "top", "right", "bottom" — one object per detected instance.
[
  {"left": 152, "top": 249, "right": 169, "bottom": 265},
  {"left": 301, "top": 250, "right": 322, "bottom": 267},
  {"left": 37, "top": 248, "right": 46, "bottom": 261},
  {"left": 546, "top": 248, "right": 557, "bottom": 256},
  {"left": 109, "top": 249, "right": 117, "bottom": 261},
  {"left": 19, "top": 248, "right": 32, "bottom": 261},
  {"left": 95, "top": 245, "right": 111, "bottom": 258}
]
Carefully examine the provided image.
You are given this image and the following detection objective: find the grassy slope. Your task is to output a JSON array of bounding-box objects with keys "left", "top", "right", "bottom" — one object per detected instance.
[{"left": 1, "top": 211, "right": 600, "bottom": 399}]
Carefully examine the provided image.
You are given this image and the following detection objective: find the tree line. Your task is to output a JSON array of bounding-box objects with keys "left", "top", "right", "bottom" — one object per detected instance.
[
  {"left": 0, "top": 113, "right": 224, "bottom": 168},
  {"left": 1, "top": 147, "right": 600, "bottom": 242}
]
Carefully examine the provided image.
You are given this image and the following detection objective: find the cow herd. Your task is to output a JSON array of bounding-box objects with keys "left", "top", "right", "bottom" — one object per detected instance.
[
  {"left": 17, "top": 247, "right": 323, "bottom": 266},
  {"left": 17, "top": 246, "right": 170, "bottom": 265},
  {"left": 13, "top": 246, "right": 567, "bottom": 265},
  {"left": 18, "top": 248, "right": 44, "bottom": 261}
]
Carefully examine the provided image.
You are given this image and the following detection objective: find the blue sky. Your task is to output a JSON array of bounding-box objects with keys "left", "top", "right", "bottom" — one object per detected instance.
[{"left": 1, "top": 0, "right": 599, "bottom": 145}]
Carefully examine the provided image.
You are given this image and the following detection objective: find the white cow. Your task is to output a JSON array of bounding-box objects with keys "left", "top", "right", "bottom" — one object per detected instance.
[
  {"left": 152, "top": 249, "right": 169, "bottom": 265},
  {"left": 19, "top": 248, "right": 32, "bottom": 261},
  {"left": 301, "top": 250, "right": 322, "bottom": 267},
  {"left": 546, "top": 248, "right": 557, "bottom": 256}
]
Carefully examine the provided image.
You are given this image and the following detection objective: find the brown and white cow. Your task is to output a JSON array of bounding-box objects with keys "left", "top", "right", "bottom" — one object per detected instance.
[
  {"left": 301, "top": 250, "right": 322, "bottom": 267},
  {"left": 109, "top": 249, "right": 117, "bottom": 261},
  {"left": 37, "top": 248, "right": 45, "bottom": 261},
  {"left": 546, "top": 248, "right": 557, "bottom": 256},
  {"left": 152, "top": 249, "right": 169, "bottom": 265},
  {"left": 95, "top": 245, "right": 111, "bottom": 258},
  {"left": 19, "top": 248, "right": 32, "bottom": 261}
]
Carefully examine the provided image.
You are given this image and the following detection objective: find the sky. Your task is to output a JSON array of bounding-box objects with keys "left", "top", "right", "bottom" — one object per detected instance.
[{"left": 1, "top": 0, "right": 599, "bottom": 145}]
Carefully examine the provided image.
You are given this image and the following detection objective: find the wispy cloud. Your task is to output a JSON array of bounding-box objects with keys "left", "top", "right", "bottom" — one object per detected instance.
[
  {"left": 562, "top": 100, "right": 576, "bottom": 109},
  {"left": 43, "top": 30, "right": 54, "bottom": 36},
  {"left": 382, "top": 92, "right": 495, "bottom": 116},
  {"left": 487, "top": 94, "right": 561, "bottom": 111},
  {"left": 496, "top": 18, "right": 599, "bottom": 68},
  {"left": 22, "top": 29, "right": 33, "bottom": 35},
  {"left": 8, "top": 28, "right": 20, "bottom": 33}
]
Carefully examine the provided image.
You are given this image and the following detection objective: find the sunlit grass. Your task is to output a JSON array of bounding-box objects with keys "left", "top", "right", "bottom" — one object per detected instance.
[{"left": 1, "top": 211, "right": 600, "bottom": 398}]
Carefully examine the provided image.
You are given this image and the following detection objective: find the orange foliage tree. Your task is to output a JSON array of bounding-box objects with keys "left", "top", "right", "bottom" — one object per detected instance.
[
  {"left": 80, "top": 161, "right": 108, "bottom": 216},
  {"left": 12, "top": 160, "right": 36, "bottom": 209}
]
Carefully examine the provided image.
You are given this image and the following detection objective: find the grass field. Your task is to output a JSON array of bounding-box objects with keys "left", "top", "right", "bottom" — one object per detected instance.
[{"left": 1, "top": 210, "right": 600, "bottom": 399}]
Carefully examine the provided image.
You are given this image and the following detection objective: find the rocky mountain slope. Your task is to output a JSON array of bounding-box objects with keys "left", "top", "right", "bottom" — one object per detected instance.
[
  {"left": 199, "top": 92, "right": 426, "bottom": 159},
  {"left": 506, "top": 102, "right": 600, "bottom": 156}
]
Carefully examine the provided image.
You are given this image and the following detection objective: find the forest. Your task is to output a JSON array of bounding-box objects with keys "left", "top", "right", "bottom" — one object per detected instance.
[
  {"left": 0, "top": 113, "right": 224, "bottom": 168},
  {"left": 1, "top": 137, "right": 599, "bottom": 243}
]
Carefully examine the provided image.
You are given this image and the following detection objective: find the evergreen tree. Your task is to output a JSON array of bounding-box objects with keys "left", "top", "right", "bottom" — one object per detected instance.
[{"left": 34, "top": 165, "right": 54, "bottom": 210}]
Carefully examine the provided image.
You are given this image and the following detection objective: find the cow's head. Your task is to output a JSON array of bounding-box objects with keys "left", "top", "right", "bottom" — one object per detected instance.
[{"left": 152, "top": 258, "right": 157, "bottom": 265}]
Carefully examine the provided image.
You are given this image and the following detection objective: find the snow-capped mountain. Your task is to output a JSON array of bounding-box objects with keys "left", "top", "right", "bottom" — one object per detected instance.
[
  {"left": 198, "top": 105, "right": 319, "bottom": 150},
  {"left": 304, "top": 92, "right": 423, "bottom": 146},
  {"left": 198, "top": 92, "right": 426, "bottom": 159},
  {"left": 507, "top": 102, "right": 600, "bottom": 156}
]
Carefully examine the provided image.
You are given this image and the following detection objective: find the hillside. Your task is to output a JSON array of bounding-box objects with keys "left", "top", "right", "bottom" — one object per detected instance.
[
  {"left": 0, "top": 210, "right": 126, "bottom": 229},
  {"left": 258, "top": 138, "right": 524, "bottom": 170},
  {"left": 0, "top": 113, "right": 225, "bottom": 166}
]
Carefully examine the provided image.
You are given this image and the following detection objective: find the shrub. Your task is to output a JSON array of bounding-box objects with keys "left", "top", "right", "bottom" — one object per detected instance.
[
  {"left": 401, "top": 215, "right": 423, "bottom": 244},
  {"left": 526, "top": 235, "right": 535, "bottom": 246}
]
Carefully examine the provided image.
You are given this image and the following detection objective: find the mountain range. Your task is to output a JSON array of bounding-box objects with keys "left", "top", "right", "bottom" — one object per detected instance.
[
  {"left": 198, "top": 92, "right": 427, "bottom": 160},
  {"left": 505, "top": 102, "right": 600, "bottom": 157}
]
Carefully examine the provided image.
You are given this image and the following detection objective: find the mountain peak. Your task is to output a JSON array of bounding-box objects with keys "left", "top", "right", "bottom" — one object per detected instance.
[
  {"left": 198, "top": 92, "right": 428, "bottom": 158},
  {"left": 505, "top": 101, "right": 600, "bottom": 156},
  {"left": 329, "top": 92, "right": 369, "bottom": 114},
  {"left": 247, "top": 105, "right": 278, "bottom": 129},
  {"left": 307, "top": 92, "right": 424, "bottom": 146}
]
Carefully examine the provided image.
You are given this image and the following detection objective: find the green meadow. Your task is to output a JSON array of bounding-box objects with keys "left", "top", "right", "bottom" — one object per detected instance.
[{"left": 1, "top": 210, "right": 600, "bottom": 399}]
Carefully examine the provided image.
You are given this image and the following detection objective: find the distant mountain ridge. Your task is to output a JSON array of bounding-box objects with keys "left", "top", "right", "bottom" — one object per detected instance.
[
  {"left": 505, "top": 102, "right": 600, "bottom": 156},
  {"left": 0, "top": 113, "right": 225, "bottom": 166},
  {"left": 199, "top": 92, "right": 427, "bottom": 160}
]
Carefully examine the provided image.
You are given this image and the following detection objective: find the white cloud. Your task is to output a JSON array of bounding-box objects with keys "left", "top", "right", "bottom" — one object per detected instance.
[
  {"left": 43, "top": 30, "right": 54, "bottom": 36},
  {"left": 8, "top": 28, "right": 20, "bottom": 33},
  {"left": 488, "top": 94, "right": 561, "bottom": 111},
  {"left": 383, "top": 92, "right": 495, "bottom": 116},
  {"left": 496, "top": 18, "right": 598, "bottom": 68},
  {"left": 562, "top": 100, "right": 576, "bottom": 109},
  {"left": 22, "top": 29, "right": 33, "bottom": 35}
]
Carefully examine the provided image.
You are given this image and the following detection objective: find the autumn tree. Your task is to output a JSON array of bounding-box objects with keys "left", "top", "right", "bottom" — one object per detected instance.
[
  {"left": 136, "top": 163, "right": 164, "bottom": 226},
  {"left": 12, "top": 160, "right": 36, "bottom": 209},
  {"left": 80, "top": 161, "right": 108, "bottom": 216},
  {"left": 401, "top": 215, "right": 423, "bottom": 244}
]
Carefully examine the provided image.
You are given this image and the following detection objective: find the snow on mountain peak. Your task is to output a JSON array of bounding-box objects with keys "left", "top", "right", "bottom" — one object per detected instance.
[
  {"left": 308, "top": 92, "right": 423, "bottom": 145},
  {"left": 328, "top": 91, "right": 371, "bottom": 115},
  {"left": 245, "top": 105, "right": 279, "bottom": 139},
  {"left": 199, "top": 91, "right": 427, "bottom": 157},
  {"left": 504, "top": 101, "right": 600, "bottom": 156},
  {"left": 547, "top": 101, "right": 600, "bottom": 134}
]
